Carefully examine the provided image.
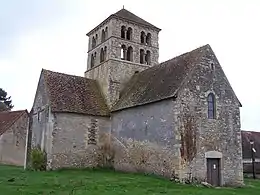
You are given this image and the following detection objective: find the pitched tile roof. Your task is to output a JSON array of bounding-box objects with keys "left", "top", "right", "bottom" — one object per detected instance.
[
  {"left": 112, "top": 8, "right": 160, "bottom": 31},
  {"left": 42, "top": 70, "right": 109, "bottom": 116},
  {"left": 241, "top": 130, "right": 260, "bottom": 159},
  {"left": 87, "top": 8, "right": 160, "bottom": 36},
  {"left": 112, "top": 45, "right": 210, "bottom": 111},
  {"left": 0, "top": 110, "right": 28, "bottom": 135}
]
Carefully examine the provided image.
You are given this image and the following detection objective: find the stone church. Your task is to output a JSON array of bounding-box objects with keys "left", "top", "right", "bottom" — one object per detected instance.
[{"left": 26, "top": 8, "right": 243, "bottom": 186}]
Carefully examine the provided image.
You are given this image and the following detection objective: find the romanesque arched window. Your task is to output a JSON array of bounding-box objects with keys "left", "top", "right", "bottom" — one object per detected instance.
[
  {"left": 146, "top": 33, "right": 151, "bottom": 45},
  {"left": 104, "top": 46, "right": 107, "bottom": 61},
  {"left": 121, "top": 45, "right": 127, "bottom": 60},
  {"left": 141, "top": 31, "right": 145, "bottom": 44},
  {"left": 127, "top": 46, "right": 133, "bottom": 61},
  {"left": 100, "top": 48, "right": 104, "bottom": 63},
  {"left": 95, "top": 34, "right": 98, "bottom": 43},
  {"left": 208, "top": 93, "right": 216, "bottom": 119},
  {"left": 90, "top": 54, "right": 95, "bottom": 68},
  {"left": 105, "top": 27, "right": 108, "bottom": 39},
  {"left": 101, "top": 29, "right": 105, "bottom": 42},
  {"left": 145, "top": 50, "right": 151, "bottom": 65},
  {"left": 127, "top": 27, "right": 132, "bottom": 40},
  {"left": 92, "top": 36, "right": 96, "bottom": 48},
  {"left": 121, "top": 26, "right": 126, "bottom": 39},
  {"left": 140, "top": 49, "right": 145, "bottom": 64}
]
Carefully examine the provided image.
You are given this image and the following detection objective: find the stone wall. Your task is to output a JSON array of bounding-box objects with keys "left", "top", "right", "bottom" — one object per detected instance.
[
  {"left": 29, "top": 73, "right": 50, "bottom": 150},
  {"left": 87, "top": 17, "right": 159, "bottom": 69},
  {"left": 0, "top": 112, "right": 29, "bottom": 166},
  {"left": 26, "top": 72, "right": 54, "bottom": 168},
  {"left": 174, "top": 50, "right": 243, "bottom": 185},
  {"left": 85, "top": 59, "right": 150, "bottom": 107},
  {"left": 111, "top": 99, "right": 181, "bottom": 178},
  {"left": 85, "top": 16, "right": 160, "bottom": 107},
  {"left": 50, "top": 112, "right": 110, "bottom": 169}
]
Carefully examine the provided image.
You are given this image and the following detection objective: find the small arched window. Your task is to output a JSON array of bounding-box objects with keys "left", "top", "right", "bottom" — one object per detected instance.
[
  {"left": 90, "top": 54, "right": 94, "bottom": 68},
  {"left": 121, "top": 45, "right": 126, "bottom": 59},
  {"left": 92, "top": 36, "right": 96, "bottom": 48},
  {"left": 100, "top": 48, "right": 104, "bottom": 63},
  {"left": 141, "top": 31, "right": 145, "bottom": 44},
  {"left": 126, "top": 27, "right": 132, "bottom": 40},
  {"left": 121, "top": 26, "right": 126, "bottom": 39},
  {"left": 208, "top": 93, "right": 216, "bottom": 119},
  {"left": 95, "top": 34, "right": 98, "bottom": 43},
  {"left": 127, "top": 46, "right": 133, "bottom": 61},
  {"left": 104, "top": 46, "right": 107, "bottom": 60},
  {"left": 105, "top": 27, "right": 108, "bottom": 39},
  {"left": 101, "top": 29, "right": 105, "bottom": 42},
  {"left": 145, "top": 50, "right": 151, "bottom": 65},
  {"left": 146, "top": 33, "right": 151, "bottom": 45},
  {"left": 140, "top": 49, "right": 145, "bottom": 64}
]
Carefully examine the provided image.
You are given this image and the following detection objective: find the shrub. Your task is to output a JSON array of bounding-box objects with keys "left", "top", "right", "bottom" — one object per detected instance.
[{"left": 30, "top": 146, "right": 47, "bottom": 171}]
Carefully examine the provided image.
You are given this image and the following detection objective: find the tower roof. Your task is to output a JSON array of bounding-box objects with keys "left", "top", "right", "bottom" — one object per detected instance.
[{"left": 87, "top": 8, "right": 161, "bottom": 36}]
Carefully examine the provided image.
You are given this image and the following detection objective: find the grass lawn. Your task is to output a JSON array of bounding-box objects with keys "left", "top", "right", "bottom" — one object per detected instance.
[{"left": 0, "top": 165, "right": 259, "bottom": 195}]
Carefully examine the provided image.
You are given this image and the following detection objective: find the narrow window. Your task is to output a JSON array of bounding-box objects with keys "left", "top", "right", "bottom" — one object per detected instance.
[
  {"left": 90, "top": 54, "right": 95, "bottom": 68},
  {"left": 145, "top": 50, "right": 151, "bottom": 65},
  {"left": 104, "top": 46, "right": 107, "bottom": 61},
  {"left": 146, "top": 33, "right": 151, "bottom": 45},
  {"left": 140, "top": 49, "right": 144, "bottom": 64},
  {"left": 92, "top": 36, "right": 96, "bottom": 48},
  {"left": 105, "top": 27, "right": 108, "bottom": 39},
  {"left": 100, "top": 48, "right": 104, "bottom": 63},
  {"left": 126, "top": 27, "right": 132, "bottom": 40},
  {"left": 121, "top": 26, "right": 126, "bottom": 39},
  {"left": 121, "top": 45, "right": 126, "bottom": 59},
  {"left": 210, "top": 63, "right": 214, "bottom": 70},
  {"left": 141, "top": 31, "right": 145, "bottom": 44},
  {"left": 127, "top": 46, "right": 133, "bottom": 61},
  {"left": 101, "top": 29, "right": 105, "bottom": 42},
  {"left": 95, "top": 34, "right": 98, "bottom": 42},
  {"left": 208, "top": 93, "right": 216, "bottom": 119}
]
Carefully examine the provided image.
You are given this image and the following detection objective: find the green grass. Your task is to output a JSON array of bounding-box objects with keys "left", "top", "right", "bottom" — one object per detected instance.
[{"left": 0, "top": 165, "right": 259, "bottom": 195}]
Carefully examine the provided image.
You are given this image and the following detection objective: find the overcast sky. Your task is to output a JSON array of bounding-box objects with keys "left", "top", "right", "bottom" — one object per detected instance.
[{"left": 0, "top": 0, "right": 259, "bottom": 131}]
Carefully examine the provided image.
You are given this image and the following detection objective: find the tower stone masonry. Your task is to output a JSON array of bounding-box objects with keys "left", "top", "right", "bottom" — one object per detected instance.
[{"left": 84, "top": 8, "right": 161, "bottom": 107}]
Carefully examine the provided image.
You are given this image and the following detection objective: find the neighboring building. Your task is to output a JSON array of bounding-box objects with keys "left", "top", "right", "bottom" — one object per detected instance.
[
  {"left": 0, "top": 110, "right": 29, "bottom": 166},
  {"left": 26, "top": 8, "right": 243, "bottom": 186},
  {"left": 241, "top": 130, "right": 260, "bottom": 175}
]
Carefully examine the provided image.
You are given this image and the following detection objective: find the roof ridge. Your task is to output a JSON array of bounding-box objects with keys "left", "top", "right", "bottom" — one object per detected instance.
[
  {"left": 112, "top": 44, "right": 212, "bottom": 111},
  {"left": 42, "top": 69, "right": 93, "bottom": 81}
]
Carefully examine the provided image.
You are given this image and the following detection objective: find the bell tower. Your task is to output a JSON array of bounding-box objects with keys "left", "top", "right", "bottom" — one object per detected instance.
[{"left": 85, "top": 8, "right": 161, "bottom": 107}]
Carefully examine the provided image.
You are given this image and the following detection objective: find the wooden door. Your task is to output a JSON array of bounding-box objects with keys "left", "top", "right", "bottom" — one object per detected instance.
[{"left": 207, "top": 158, "right": 220, "bottom": 186}]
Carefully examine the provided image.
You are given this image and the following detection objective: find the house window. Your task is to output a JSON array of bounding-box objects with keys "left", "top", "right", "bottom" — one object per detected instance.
[
  {"left": 105, "top": 27, "right": 108, "bottom": 39},
  {"left": 92, "top": 36, "right": 96, "bottom": 48},
  {"left": 121, "top": 45, "right": 127, "bottom": 59},
  {"left": 145, "top": 50, "right": 151, "bottom": 65},
  {"left": 208, "top": 93, "right": 216, "bottom": 119},
  {"left": 121, "top": 26, "right": 126, "bottom": 39},
  {"left": 146, "top": 33, "right": 151, "bottom": 45},
  {"left": 104, "top": 46, "right": 107, "bottom": 61},
  {"left": 141, "top": 31, "right": 145, "bottom": 44},
  {"left": 101, "top": 29, "right": 105, "bottom": 42},
  {"left": 100, "top": 48, "right": 104, "bottom": 63},
  {"left": 126, "top": 27, "right": 132, "bottom": 40},
  {"left": 140, "top": 49, "right": 145, "bottom": 64},
  {"left": 126, "top": 46, "right": 133, "bottom": 61},
  {"left": 90, "top": 53, "right": 95, "bottom": 68}
]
